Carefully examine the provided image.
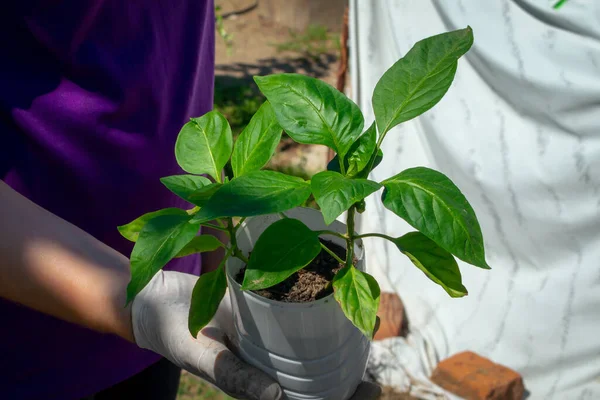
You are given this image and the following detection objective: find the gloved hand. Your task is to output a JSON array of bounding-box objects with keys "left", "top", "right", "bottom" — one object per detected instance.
[{"left": 131, "top": 270, "right": 380, "bottom": 400}]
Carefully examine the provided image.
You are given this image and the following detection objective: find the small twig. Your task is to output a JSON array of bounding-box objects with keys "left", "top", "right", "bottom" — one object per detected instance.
[{"left": 219, "top": 0, "right": 259, "bottom": 19}]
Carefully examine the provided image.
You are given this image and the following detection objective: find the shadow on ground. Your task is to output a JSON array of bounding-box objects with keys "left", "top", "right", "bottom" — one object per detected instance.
[{"left": 215, "top": 53, "right": 337, "bottom": 85}]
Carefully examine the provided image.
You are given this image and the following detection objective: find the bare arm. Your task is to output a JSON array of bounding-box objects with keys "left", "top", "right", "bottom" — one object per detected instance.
[
  {"left": 0, "top": 180, "right": 378, "bottom": 399},
  {"left": 0, "top": 180, "right": 134, "bottom": 341}
]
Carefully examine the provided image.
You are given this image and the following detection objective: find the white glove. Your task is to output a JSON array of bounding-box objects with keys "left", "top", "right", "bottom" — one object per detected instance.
[
  {"left": 131, "top": 270, "right": 282, "bottom": 400},
  {"left": 131, "top": 270, "right": 381, "bottom": 400}
]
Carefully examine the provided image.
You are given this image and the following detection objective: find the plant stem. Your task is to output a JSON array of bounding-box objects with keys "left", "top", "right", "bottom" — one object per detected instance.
[
  {"left": 219, "top": 245, "right": 236, "bottom": 270},
  {"left": 234, "top": 250, "right": 249, "bottom": 264},
  {"left": 345, "top": 206, "right": 356, "bottom": 269},
  {"left": 227, "top": 217, "right": 237, "bottom": 250},
  {"left": 233, "top": 217, "right": 246, "bottom": 233},
  {"left": 200, "top": 223, "right": 228, "bottom": 232},
  {"left": 316, "top": 230, "right": 347, "bottom": 240},
  {"left": 216, "top": 219, "right": 227, "bottom": 228},
  {"left": 355, "top": 232, "right": 396, "bottom": 243},
  {"left": 363, "top": 127, "right": 388, "bottom": 177},
  {"left": 226, "top": 216, "right": 249, "bottom": 264},
  {"left": 320, "top": 242, "right": 345, "bottom": 264}
]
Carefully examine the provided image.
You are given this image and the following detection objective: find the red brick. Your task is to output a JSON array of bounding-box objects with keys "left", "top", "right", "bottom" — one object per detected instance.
[
  {"left": 431, "top": 351, "right": 525, "bottom": 400},
  {"left": 374, "top": 293, "right": 408, "bottom": 341}
]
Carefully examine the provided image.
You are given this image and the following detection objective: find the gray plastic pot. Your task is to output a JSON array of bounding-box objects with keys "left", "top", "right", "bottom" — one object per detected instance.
[{"left": 226, "top": 207, "right": 370, "bottom": 400}]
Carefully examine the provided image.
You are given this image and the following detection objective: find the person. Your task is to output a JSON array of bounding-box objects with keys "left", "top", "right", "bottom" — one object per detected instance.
[
  {"left": 0, "top": 2, "right": 379, "bottom": 399},
  {"left": 349, "top": 0, "right": 600, "bottom": 399}
]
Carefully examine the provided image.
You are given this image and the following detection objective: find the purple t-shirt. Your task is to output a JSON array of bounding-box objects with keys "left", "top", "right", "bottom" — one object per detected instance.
[{"left": 0, "top": 1, "right": 214, "bottom": 399}]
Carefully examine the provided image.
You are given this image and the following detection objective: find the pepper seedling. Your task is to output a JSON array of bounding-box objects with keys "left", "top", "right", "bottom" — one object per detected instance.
[{"left": 120, "top": 26, "right": 489, "bottom": 339}]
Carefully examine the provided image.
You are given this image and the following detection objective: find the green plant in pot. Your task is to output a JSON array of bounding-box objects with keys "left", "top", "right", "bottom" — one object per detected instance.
[{"left": 120, "top": 27, "right": 488, "bottom": 400}]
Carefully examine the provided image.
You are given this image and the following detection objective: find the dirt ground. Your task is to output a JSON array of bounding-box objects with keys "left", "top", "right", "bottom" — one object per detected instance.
[
  {"left": 214, "top": 0, "right": 344, "bottom": 176},
  {"left": 214, "top": 0, "right": 340, "bottom": 85}
]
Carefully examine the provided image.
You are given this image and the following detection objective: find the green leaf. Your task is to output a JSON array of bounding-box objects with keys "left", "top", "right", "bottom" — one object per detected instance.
[
  {"left": 327, "top": 148, "right": 383, "bottom": 179},
  {"left": 356, "top": 199, "right": 366, "bottom": 213},
  {"left": 188, "top": 182, "right": 223, "bottom": 207},
  {"left": 381, "top": 167, "right": 489, "bottom": 269},
  {"left": 312, "top": 171, "right": 381, "bottom": 225},
  {"left": 118, "top": 208, "right": 188, "bottom": 242},
  {"left": 175, "top": 111, "right": 233, "bottom": 181},
  {"left": 346, "top": 123, "right": 377, "bottom": 177},
  {"left": 373, "top": 27, "right": 473, "bottom": 135},
  {"left": 326, "top": 123, "right": 379, "bottom": 178},
  {"left": 160, "top": 175, "right": 212, "bottom": 202},
  {"left": 333, "top": 266, "right": 381, "bottom": 339},
  {"left": 188, "top": 266, "right": 227, "bottom": 337},
  {"left": 254, "top": 74, "right": 364, "bottom": 159},
  {"left": 356, "top": 149, "right": 384, "bottom": 179},
  {"left": 242, "top": 218, "right": 321, "bottom": 290},
  {"left": 393, "top": 232, "right": 467, "bottom": 297},
  {"left": 191, "top": 170, "right": 311, "bottom": 222},
  {"left": 231, "top": 101, "right": 282, "bottom": 177},
  {"left": 126, "top": 214, "right": 200, "bottom": 304},
  {"left": 176, "top": 235, "right": 224, "bottom": 258}
]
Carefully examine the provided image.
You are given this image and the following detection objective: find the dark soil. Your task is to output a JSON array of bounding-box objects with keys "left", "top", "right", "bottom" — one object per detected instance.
[{"left": 235, "top": 239, "right": 349, "bottom": 302}]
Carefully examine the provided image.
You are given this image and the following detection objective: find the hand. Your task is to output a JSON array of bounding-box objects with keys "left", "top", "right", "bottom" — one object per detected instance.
[{"left": 131, "top": 270, "right": 283, "bottom": 400}]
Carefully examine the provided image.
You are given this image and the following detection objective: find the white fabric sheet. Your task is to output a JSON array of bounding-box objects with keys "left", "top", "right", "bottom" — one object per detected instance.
[{"left": 349, "top": 1, "right": 600, "bottom": 399}]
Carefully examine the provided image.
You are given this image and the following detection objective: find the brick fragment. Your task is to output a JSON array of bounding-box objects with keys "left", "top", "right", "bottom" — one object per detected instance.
[
  {"left": 431, "top": 351, "right": 525, "bottom": 400},
  {"left": 374, "top": 293, "right": 408, "bottom": 340}
]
